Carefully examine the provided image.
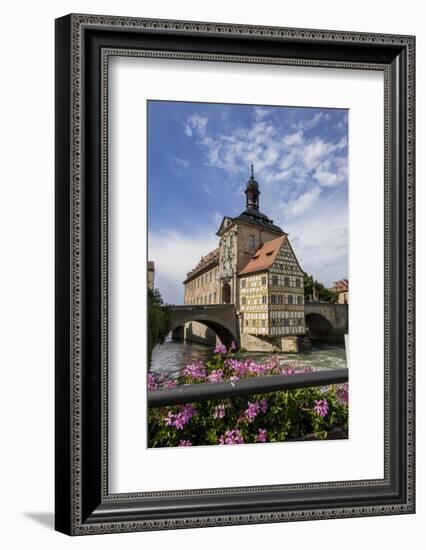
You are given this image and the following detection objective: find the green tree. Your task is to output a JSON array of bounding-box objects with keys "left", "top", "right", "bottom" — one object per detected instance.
[
  {"left": 148, "top": 288, "right": 171, "bottom": 360},
  {"left": 304, "top": 274, "right": 337, "bottom": 303}
]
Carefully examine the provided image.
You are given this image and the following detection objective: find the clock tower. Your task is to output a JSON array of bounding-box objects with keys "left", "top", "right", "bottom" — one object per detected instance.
[
  {"left": 215, "top": 166, "right": 285, "bottom": 306},
  {"left": 244, "top": 164, "right": 260, "bottom": 210}
]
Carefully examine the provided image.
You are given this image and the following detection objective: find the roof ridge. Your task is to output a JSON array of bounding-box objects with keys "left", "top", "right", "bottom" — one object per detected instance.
[{"left": 238, "top": 235, "right": 286, "bottom": 276}]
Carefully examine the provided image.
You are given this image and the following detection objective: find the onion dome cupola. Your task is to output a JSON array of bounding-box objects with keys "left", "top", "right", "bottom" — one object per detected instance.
[
  {"left": 237, "top": 164, "right": 286, "bottom": 235},
  {"left": 245, "top": 164, "right": 260, "bottom": 211}
]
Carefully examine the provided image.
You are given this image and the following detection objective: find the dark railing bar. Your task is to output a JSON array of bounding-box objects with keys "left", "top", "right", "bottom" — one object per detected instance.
[{"left": 148, "top": 368, "right": 348, "bottom": 408}]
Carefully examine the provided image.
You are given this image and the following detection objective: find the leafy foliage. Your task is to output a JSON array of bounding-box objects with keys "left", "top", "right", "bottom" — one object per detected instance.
[
  {"left": 304, "top": 273, "right": 338, "bottom": 303},
  {"left": 148, "top": 288, "right": 170, "bottom": 360},
  {"left": 148, "top": 347, "right": 348, "bottom": 447}
]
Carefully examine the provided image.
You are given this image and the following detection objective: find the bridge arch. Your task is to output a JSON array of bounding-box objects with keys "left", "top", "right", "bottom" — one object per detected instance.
[
  {"left": 305, "top": 312, "right": 334, "bottom": 338},
  {"left": 305, "top": 303, "right": 348, "bottom": 333},
  {"left": 168, "top": 305, "right": 239, "bottom": 347}
]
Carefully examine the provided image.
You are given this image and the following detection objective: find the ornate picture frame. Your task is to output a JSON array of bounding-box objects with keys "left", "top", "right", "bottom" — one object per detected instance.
[{"left": 55, "top": 14, "right": 415, "bottom": 535}]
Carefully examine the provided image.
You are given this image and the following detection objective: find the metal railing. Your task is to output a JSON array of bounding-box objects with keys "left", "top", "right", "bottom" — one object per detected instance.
[{"left": 148, "top": 368, "right": 348, "bottom": 408}]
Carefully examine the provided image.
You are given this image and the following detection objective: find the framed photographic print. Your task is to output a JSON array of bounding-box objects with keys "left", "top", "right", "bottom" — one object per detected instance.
[{"left": 55, "top": 14, "right": 415, "bottom": 535}]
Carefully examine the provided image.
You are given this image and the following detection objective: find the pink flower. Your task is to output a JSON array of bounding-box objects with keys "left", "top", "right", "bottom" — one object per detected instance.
[
  {"left": 213, "top": 403, "right": 226, "bottom": 419},
  {"left": 164, "top": 411, "right": 175, "bottom": 427},
  {"left": 267, "top": 356, "right": 279, "bottom": 369},
  {"left": 183, "top": 361, "right": 206, "bottom": 381},
  {"left": 336, "top": 384, "right": 349, "bottom": 404},
  {"left": 164, "top": 404, "right": 197, "bottom": 430},
  {"left": 226, "top": 358, "right": 276, "bottom": 378},
  {"left": 244, "top": 401, "right": 261, "bottom": 422},
  {"left": 162, "top": 379, "right": 178, "bottom": 389},
  {"left": 178, "top": 439, "right": 192, "bottom": 447},
  {"left": 256, "top": 428, "right": 268, "bottom": 443},
  {"left": 148, "top": 372, "right": 157, "bottom": 390},
  {"left": 230, "top": 340, "right": 237, "bottom": 351},
  {"left": 260, "top": 399, "right": 268, "bottom": 413},
  {"left": 219, "top": 429, "right": 244, "bottom": 445},
  {"left": 301, "top": 366, "right": 315, "bottom": 374},
  {"left": 314, "top": 399, "right": 329, "bottom": 418},
  {"left": 280, "top": 366, "right": 295, "bottom": 375},
  {"left": 214, "top": 344, "right": 228, "bottom": 356},
  {"left": 208, "top": 369, "right": 223, "bottom": 383}
]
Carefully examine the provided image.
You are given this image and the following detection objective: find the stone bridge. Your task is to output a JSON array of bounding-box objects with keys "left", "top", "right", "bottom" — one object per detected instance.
[
  {"left": 169, "top": 304, "right": 239, "bottom": 346},
  {"left": 169, "top": 302, "right": 347, "bottom": 344},
  {"left": 305, "top": 302, "right": 348, "bottom": 337}
]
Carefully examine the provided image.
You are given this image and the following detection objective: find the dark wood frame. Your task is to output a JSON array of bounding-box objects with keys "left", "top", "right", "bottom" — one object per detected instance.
[{"left": 55, "top": 13, "right": 415, "bottom": 535}]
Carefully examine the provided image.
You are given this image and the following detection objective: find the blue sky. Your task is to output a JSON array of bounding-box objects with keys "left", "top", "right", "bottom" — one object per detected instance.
[{"left": 148, "top": 101, "right": 348, "bottom": 304}]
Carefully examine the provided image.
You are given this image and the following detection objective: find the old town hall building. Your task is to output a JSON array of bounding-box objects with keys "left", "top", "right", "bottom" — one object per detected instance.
[{"left": 183, "top": 167, "right": 305, "bottom": 349}]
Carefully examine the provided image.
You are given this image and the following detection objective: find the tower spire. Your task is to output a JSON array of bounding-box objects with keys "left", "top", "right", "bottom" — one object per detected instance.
[{"left": 245, "top": 164, "right": 260, "bottom": 211}]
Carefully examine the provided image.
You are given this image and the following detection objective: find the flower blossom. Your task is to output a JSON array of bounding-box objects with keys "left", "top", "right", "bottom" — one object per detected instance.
[
  {"left": 260, "top": 399, "right": 268, "bottom": 413},
  {"left": 336, "top": 384, "right": 349, "bottom": 404},
  {"left": 244, "top": 401, "right": 261, "bottom": 422},
  {"left": 164, "top": 404, "right": 197, "bottom": 430},
  {"left": 183, "top": 361, "right": 206, "bottom": 381},
  {"left": 314, "top": 399, "right": 329, "bottom": 418},
  {"left": 214, "top": 343, "right": 228, "bottom": 356},
  {"left": 230, "top": 340, "right": 237, "bottom": 351},
  {"left": 226, "top": 358, "right": 274, "bottom": 378},
  {"left": 178, "top": 439, "right": 192, "bottom": 447},
  {"left": 208, "top": 369, "right": 223, "bottom": 383},
  {"left": 280, "top": 366, "right": 295, "bottom": 375},
  {"left": 162, "top": 379, "right": 178, "bottom": 389},
  {"left": 256, "top": 428, "right": 268, "bottom": 443},
  {"left": 219, "top": 429, "right": 244, "bottom": 445},
  {"left": 213, "top": 403, "right": 227, "bottom": 419},
  {"left": 148, "top": 372, "right": 157, "bottom": 390},
  {"left": 301, "top": 366, "right": 315, "bottom": 374}
]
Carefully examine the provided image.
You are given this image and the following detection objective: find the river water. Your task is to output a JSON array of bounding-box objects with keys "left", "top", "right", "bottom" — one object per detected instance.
[{"left": 150, "top": 337, "right": 347, "bottom": 382}]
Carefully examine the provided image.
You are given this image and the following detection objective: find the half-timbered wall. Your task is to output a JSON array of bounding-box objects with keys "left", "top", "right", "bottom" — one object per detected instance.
[
  {"left": 239, "top": 237, "right": 305, "bottom": 337},
  {"left": 239, "top": 273, "right": 269, "bottom": 335}
]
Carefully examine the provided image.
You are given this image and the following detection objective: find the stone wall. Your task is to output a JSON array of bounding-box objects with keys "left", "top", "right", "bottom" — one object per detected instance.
[
  {"left": 184, "top": 321, "right": 218, "bottom": 346},
  {"left": 184, "top": 265, "right": 220, "bottom": 305},
  {"left": 240, "top": 332, "right": 301, "bottom": 353}
]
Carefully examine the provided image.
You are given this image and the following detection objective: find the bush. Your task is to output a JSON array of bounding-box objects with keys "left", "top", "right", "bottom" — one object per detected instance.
[
  {"left": 148, "top": 288, "right": 170, "bottom": 360},
  {"left": 148, "top": 346, "right": 348, "bottom": 447}
]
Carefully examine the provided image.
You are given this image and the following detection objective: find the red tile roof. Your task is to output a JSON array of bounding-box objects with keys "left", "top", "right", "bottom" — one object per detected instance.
[
  {"left": 238, "top": 236, "right": 286, "bottom": 276},
  {"left": 331, "top": 279, "right": 349, "bottom": 293}
]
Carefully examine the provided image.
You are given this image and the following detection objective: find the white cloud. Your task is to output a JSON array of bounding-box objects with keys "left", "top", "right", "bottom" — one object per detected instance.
[
  {"left": 283, "top": 131, "right": 303, "bottom": 147},
  {"left": 292, "top": 112, "right": 328, "bottom": 131},
  {"left": 184, "top": 110, "right": 347, "bottom": 195},
  {"left": 177, "top": 107, "right": 348, "bottom": 287},
  {"left": 185, "top": 114, "right": 208, "bottom": 137},
  {"left": 285, "top": 196, "right": 348, "bottom": 287},
  {"left": 253, "top": 106, "right": 272, "bottom": 120},
  {"left": 287, "top": 186, "right": 321, "bottom": 217},
  {"left": 148, "top": 228, "right": 218, "bottom": 304},
  {"left": 202, "top": 183, "right": 213, "bottom": 196},
  {"left": 170, "top": 156, "right": 191, "bottom": 169}
]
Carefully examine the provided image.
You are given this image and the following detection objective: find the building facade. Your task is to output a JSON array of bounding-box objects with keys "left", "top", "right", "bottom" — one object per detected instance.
[
  {"left": 183, "top": 167, "right": 306, "bottom": 347},
  {"left": 184, "top": 249, "right": 219, "bottom": 305},
  {"left": 239, "top": 236, "right": 305, "bottom": 338},
  {"left": 330, "top": 279, "right": 349, "bottom": 304}
]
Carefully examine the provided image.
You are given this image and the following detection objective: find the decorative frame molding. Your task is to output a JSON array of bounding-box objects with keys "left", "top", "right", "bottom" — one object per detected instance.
[{"left": 55, "top": 14, "right": 415, "bottom": 535}]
